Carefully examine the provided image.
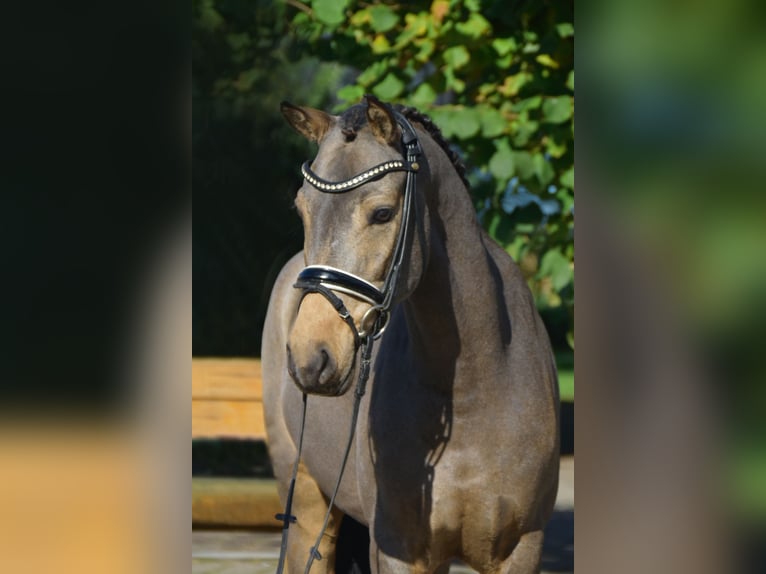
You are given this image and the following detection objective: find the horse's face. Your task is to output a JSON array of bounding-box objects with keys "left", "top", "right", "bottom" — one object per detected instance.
[{"left": 281, "top": 97, "right": 429, "bottom": 395}]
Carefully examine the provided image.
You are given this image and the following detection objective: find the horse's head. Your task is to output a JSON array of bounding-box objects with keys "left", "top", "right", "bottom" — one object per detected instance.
[{"left": 280, "top": 95, "right": 431, "bottom": 396}]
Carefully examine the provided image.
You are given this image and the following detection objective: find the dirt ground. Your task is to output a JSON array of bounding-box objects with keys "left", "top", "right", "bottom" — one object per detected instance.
[{"left": 192, "top": 456, "right": 573, "bottom": 574}]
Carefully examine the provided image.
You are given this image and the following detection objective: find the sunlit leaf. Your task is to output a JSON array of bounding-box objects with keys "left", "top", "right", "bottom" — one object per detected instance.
[
  {"left": 349, "top": 9, "right": 370, "bottom": 26},
  {"left": 449, "top": 107, "right": 480, "bottom": 139},
  {"left": 492, "top": 37, "right": 517, "bottom": 57},
  {"left": 538, "top": 250, "right": 572, "bottom": 292},
  {"left": 464, "top": 0, "right": 481, "bottom": 13},
  {"left": 559, "top": 167, "right": 574, "bottom": 189},
  {"left": 372, "top": 72, "right": 404, "bottom": 99},
  {"left": 357, "top": 61, "right": 387, "bottom": 86},
  {"left": 556, "top": 23, "right": 574, "bottom": 38},
  {"left": 369, "top": 5, "right": 398, "bottom": 33},
  {"left": 411, "top": 82, "right": 437, "bottom": 107},
  {"left": 415, "top": 38, "right": 435, "bottom": 61},
  {"left": 479, "top": 106, "right": 507, "bottom": 137},
  {"left": 542, "top": 96, "right": 573, "bottom": 124},
  {"left": 456, "top": 13, "right": 491, "bottom": 38},
  {"left": 337, "top": 84, "right": 364, "bottom": 103},
  {"left": 371, "top": 34, "right": 391, "bottom": 53},
  {"left": 312, "top": 0, "right": 349, "bottom": 26},
  {"left": 489, "top": 139, "right": 514, "bottom": 180},
  {"left": 444, "top": 45, "right": 470, "bottom": 69},
  {"left": 430, "top": 0, "right": 450, "bottom": 24},
  {"left": 536, "top": 54, "right": 559, "bottom": 68}
]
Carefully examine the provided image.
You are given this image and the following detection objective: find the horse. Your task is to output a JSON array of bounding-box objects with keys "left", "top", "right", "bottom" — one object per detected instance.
[{"left": 261, "top": 95, "right": 559, "bottom": 574}]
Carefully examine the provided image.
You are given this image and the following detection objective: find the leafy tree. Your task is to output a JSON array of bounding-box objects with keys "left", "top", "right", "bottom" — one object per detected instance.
[{"left": 285, "top": 0, "right": 574, "bottom": 347}]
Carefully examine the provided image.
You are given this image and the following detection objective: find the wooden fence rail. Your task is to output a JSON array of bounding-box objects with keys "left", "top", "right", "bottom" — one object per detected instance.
[
  {"left": 192, "top": 358, "right": 265, "bottom": 440},
  {"left": 192, "top": 358, "right": 278, "bottom": 527}
]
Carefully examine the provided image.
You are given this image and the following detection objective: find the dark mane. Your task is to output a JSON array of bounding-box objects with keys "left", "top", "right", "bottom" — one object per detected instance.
[
  {"left": 338, "top": 102, "right": 470, "bottom": 190},
  {"left": 393, "top": 105, "right": 470, "bottom": 190}
]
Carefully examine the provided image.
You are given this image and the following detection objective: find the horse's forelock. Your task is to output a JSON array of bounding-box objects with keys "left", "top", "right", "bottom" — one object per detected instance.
[{"left": 338, "top": 104, "right": 370, "bottom": 138}]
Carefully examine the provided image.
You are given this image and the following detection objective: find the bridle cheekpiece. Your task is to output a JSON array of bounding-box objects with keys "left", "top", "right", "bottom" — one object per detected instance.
[{"left": 293, "top": 110, "right": 422, "bottom": 341}]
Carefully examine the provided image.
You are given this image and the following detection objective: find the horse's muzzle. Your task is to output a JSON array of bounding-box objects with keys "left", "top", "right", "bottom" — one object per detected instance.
[{"left": 286, "top": 343, "right": 353, "bottom": 396}]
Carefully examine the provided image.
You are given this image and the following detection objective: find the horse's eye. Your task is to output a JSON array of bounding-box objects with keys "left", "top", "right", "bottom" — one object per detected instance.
[{"left": 370, "top": 207, "right": 394, "bottom": 224}]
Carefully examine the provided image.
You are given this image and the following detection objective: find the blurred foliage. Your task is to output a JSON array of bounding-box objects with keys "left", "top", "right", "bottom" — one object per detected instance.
[
  {"left": 192, "top": 0, "right": 347, "bottom": 355},
  {"left": 286, "top": 0, "right": 574, "bottom": 347}
]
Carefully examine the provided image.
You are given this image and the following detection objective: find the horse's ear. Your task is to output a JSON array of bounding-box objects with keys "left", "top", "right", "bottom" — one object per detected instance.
[
  {"left": 280, "top": 101, "right": 334, "bottom": 143},
  {"left": 364, "top": 95, "right": 399, "bottom": 146}
]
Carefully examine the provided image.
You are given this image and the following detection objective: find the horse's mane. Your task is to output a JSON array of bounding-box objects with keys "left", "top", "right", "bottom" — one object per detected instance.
[
  {"left": 393, "top": 105, "right": 470, "bottom": 190},
  {"left": 338, "top": 102, "right": 470, "bottom": 190}
]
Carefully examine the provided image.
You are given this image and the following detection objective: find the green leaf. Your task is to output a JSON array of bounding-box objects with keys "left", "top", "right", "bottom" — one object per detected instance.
[
  {"left": 444, "top": 67, "right": 466, "bottom": 93},
  {"left": 415, "top": 38, "right": 435, "bottom": 61},
  {"left": 536, "top": 54, "right": 559, "bottom": 69},
  {"left": 559, "top": 167, "right": 574, "bottom": 189},
  {"left": 357, "top": 61, "right": 387, "bottom": 86},
  {"left": 511, "top": 95, "right": 542, "bottom": 113},
  {"left": 556, "top": 23, "right": 574, "bottom": 38},
  {"left": 566, "top": 70, "right": 574, "bottom": 91},
  {"left": 349, "top": 9, "right": 370, "bottom": 26},
  {"left": 371, "top": 34, "right": 391, "bottom": 53},
  {"left": 511, "top": 119, "right": 538, "bottom": 147},
  {"left": 372, "top": 72, "right": 404, "bottom": 99},
  {"left": 369, "top": 5, "right": 399, "bottom": 33},
  {"left": 499, "top": 72, "right": 531, "bottom": 96},
  {"left": 479, "top": 107, "right": 507, "bottom": 138},
  {"left": 443, "top": 45, "right": 470, "bottom": 70},
  {"left": 533, "top": 153, "right": 555, "bottom": 185},
  {"left": 464, "top": 0, "right": 481, "bottom": 12},
  {"left": 538, "top": 249, "right": 573, "bottom": 292},
  {"left": 456, "top": 13, "right": 491, "bottom": 38},
  {"left": 449, "top": 108, "right": 480, "bottom": 139},
  {"left": 337, "top": 84, "right": 364, "bottom": 103},
  {"left": 488, "top": 139, "right": 514, "bottom": 180},
  {"left": 545, "top": 136, "right": 567, "bottom": 158},
  {"left": 542, "top": 96, "right": 573, "bottom": 124},
  {"left": 492, "top": 37, "right": 517, "bottom": 57},
  {"left": 513, "top": 151, "right": 535, "bottom": 179},
  {"left": 557, "top": 187, "right": 574, "bottom": 213},
  {"left": 411, "top": 82, "right": 437, "bottom": 107},
  {"left": 313, "top": 0, "right": 349, "bottom": 26}
]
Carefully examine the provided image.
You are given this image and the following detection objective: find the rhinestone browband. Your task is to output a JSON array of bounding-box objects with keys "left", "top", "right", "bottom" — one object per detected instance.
[{"left": 301, "top": 159, "right": 418, "bottom": 194}]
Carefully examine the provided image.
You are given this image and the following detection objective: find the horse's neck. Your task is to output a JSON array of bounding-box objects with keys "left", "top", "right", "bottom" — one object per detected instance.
[{"left": 403, "top": 133, "right": 507, "bottom": 388}]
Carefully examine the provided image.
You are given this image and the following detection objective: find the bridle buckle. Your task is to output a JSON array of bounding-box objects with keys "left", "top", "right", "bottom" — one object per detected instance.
[{"left": 358, "top": 305, "right": 390, "bottom": 340}]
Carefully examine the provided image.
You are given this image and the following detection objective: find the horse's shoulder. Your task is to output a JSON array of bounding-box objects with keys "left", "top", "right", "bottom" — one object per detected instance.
[
  {"left": 272, "top": 251, "right": 306, "bottom": 296},
  {"left": 262, "top": 251, "right": 305, "bottom": 355}
]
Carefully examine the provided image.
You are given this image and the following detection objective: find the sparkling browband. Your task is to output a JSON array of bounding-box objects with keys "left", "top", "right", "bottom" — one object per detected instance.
[{"left": 301, "top": 159, "right": 418, "bottom": 194}]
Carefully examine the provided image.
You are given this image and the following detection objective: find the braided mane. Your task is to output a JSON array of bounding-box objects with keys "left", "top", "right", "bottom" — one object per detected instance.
[{"left": 393, "top": 105, "right": 470, "bottom": 190}]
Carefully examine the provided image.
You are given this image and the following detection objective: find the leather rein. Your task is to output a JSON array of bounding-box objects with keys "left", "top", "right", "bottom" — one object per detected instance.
[{"left": 275, "top": 111, "right": 422, "bottom": 574}]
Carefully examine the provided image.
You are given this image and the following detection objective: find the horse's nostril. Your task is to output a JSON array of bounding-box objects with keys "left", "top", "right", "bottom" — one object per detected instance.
[{"left": 287, "top": 342, "right": 337, "bottom": 388}]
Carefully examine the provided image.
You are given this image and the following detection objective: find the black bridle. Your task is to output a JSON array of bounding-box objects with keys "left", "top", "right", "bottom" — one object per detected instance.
[
  {"left": 275, "top": 111, "right": 422, "bottom": 574},
  {"left": 294, "top": 113, "right": 422, "bottom": 340}
]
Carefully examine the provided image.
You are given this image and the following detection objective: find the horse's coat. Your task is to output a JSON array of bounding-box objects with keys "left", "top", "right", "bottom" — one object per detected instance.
[{"left": 262, "top": 97, "right": 559, "bottom": 574}]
